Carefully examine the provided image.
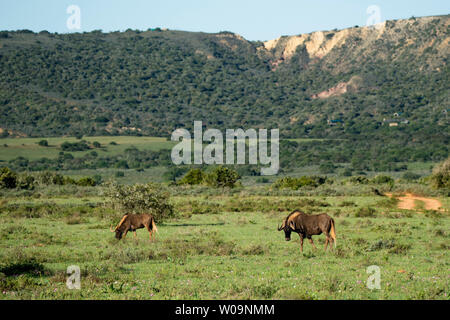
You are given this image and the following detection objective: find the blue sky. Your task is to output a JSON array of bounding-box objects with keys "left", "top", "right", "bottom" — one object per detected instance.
[{"left": 0, "top": 0, "right": 448, "bottom": 41}]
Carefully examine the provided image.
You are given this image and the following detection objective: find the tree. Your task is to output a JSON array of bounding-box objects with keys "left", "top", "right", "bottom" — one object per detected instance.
[{"left": 105, "top": 182, "right": 174, "bottom": 222}]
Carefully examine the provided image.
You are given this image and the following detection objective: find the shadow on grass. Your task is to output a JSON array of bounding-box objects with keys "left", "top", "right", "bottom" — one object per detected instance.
[
  {"left": 161, "top": 222, "right": 226, "bottom": 227},
  {"left": 0, "top": 259, "right": 49, "bottom": 277}
]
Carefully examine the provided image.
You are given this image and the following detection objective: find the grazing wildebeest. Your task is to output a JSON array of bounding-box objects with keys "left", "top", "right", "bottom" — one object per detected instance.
[
  {"left": 278, "top": 210, "right": 336, "bottom": 252},
  {"left": 110, "top": 213, "right": 158, "bottom": 240}
]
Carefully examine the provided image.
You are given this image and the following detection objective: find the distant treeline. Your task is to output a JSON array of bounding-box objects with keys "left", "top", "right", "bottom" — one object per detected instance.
[{"left": 3, "top": 138, "right": 447, "bottom": 173}]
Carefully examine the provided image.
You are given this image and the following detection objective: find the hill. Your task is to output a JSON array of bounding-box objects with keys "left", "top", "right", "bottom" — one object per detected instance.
[{"left": 0, "top": 15, "right": 448, "bottom": 167}]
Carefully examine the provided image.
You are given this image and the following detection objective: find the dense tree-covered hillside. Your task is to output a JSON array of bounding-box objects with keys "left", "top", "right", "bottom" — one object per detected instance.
[{"left": 0, "top": 15, "right": 448, "bottom": 164}]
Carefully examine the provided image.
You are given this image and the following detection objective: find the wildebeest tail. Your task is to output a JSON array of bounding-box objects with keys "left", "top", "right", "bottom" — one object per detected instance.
[
  {"left": 152, "top": 217, "right": 158, "bottom": 234},
  {"left": 330, "top": 218, "right": 336, "bottom": 248}
]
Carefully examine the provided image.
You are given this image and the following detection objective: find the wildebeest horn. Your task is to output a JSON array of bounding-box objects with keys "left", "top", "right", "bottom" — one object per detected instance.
[
  {"left": 110, "top": 215, "right": 128, "bottom": 233},
  {"left": 278, "top": 219, "right": 287, "bottom": 231}
]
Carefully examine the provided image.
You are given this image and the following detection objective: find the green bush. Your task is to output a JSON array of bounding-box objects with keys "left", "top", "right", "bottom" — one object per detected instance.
[
  {"left": 163, "top": 167, "right": 188, "bottom": 182},
  {"left": 0, "top": 167, "right": 17, "bottom": 189},
  {"left": 60, "top": 141, "right": 90, "bottom": 151},
  {"left": 17, "top": 174, "right": 35, "bottom": 190},
  {"left": 272, "top": 176, "right": 327, "bottom": 190},
  {"left": 63, "top": 176, "right": 77, "bottom": 185},
  {"left": 348, "top": 176, "right": 369, "bottom": 184},
  {"left": 204, "top": 166, "right": 240, "bottom": 188},
  {"left": 177, "top": 169, "right": 205, "bottom": 185},
  {"left": 77, "top": 177, "right": 97, "bottom": 187},
  {"left": 371, "top": 175, "right": 394, "bottom": 184},
  {"left": 402, "top": 172, "right": 421, "bottom": 181},
  {"left": 37, "top": 140, "right": 48, "bottom": 147},
  {"left": 105, "top": 182, "right": 174, "bottom": 222},
  {"left": 430, "top": 157, "right": 449, "bottom": 189},
  {"left": 355, "top": 206, "right": 377, "bottom": 217},
  {"left": 34, "top": 171, "right": 65, "bottom": 185}
]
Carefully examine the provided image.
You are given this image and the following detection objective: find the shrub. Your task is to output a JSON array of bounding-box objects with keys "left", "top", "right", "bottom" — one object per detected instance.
[
  {"left": 92, "top": 174, "right": 103, "bottom": 185},
  {"left": 17, "top": 174, "right": 35, "bottom": 190},
  {"left": 177, "top": 168, "right": 204, "bottom": 185},
  {"left": 430, "top": 157, "right": 449, "bottom": 189},
  {"left": 34, "top": 171, "right": 65, "bottom": 185},
  {"left": 204, "top": 166, "right": 240, "bottom": 188},
  {"left": 256, "top": 177, "right": 269, "bottom": 183},
  {"left": 105, "top": 182, "right": 174, "bottom": 222},
  {"left": 0, "top": 167, "right": 17, "bottom": 189},
  {"left": 355, "top": 206, "right": 377, "bottom": 217},
  {"left": 272, "top": 176, "right": 327, "bottom": 190},
  {"left": 163, "top": 167, "right": 188, "bottom": 182},
  {"left": 402, "top": 172, "right": 421, "bottom": 181},
  {"left": 63, "top": 176, "right": 77, "bottom": 185},
  {"left": 77, "top": 177, "right": 97, "bottom": 187},
  {"left": 368, "top": 239, "right": 396, "bottom": 251},
  {"left": 349, "top": 176, "right": 369, "bottom": 184},
  {"left": 340, "top": 168, "right": 353, "bottom": 177},
  {"left": 37, "top": 140, "right": 48, "bottom": 147},
  {"left": 60, "top": 141, "right": 90, "bottom": 151},
  {"left": 371, "top": 175, "right": 394, "bottom": 184}
]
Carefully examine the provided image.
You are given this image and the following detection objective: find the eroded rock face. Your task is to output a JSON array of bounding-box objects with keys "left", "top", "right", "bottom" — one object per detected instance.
[
  {"left": 263, "top": 28, "right": 355, "bottom": 61},
  {"left": 262, "top": 16, "right": 449, "bottom": 69},
  {"left": 311, "top": 81, "right": 349, "bottom": 99},
  {"left": 311, "top": 76, "right": 362, "bottom": 99}
]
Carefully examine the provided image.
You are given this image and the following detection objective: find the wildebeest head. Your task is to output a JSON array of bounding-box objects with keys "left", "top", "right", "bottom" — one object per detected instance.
[
  {"left": 110, "top": 215, "right": 128, "bottom": 240},
  {"left": 114, "top": 227, "right": 124, "bottom": 239},
  {"left": 110, "top": 224, "right": 125, "bottom": 239},
  {"left": 278, "top": 219, "right": 295, "bottom": 241}
]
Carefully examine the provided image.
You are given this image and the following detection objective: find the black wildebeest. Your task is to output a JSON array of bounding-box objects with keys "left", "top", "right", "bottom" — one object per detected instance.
[
  {"left": 278, "top": 210, "right": 336, "bottom": 252},
  {"left": 110, "top": 213, "right": 158, "bottom": 240}
]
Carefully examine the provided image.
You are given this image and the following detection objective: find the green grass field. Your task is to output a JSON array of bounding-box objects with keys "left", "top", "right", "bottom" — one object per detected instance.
[
  {"left": 0, "top": 136, "right": 448, "bottom": 299},
  {"left": 0, "top": 136, "right": 174, "bottom": 161},
  {"left": 0, "top": 191, "right": 448, "bottom": 300}
]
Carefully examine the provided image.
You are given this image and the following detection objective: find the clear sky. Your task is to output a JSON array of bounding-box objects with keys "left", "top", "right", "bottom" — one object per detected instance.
[{"left": 0, "top": 0, "right": 448, "bottom": 41}]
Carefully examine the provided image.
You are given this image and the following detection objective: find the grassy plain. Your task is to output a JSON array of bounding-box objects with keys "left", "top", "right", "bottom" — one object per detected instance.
[
  {"left": 0, "top": 136, "right": 448, "bottom": 299},
  {"left": 0, "top": 136, "right": 174, "bottom": 162},
  {"left": 0, "top": 189, "right": 448, "bottom": 300}
]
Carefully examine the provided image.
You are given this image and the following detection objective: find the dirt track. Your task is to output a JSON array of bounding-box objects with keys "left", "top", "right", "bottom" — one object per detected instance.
[{"left": 386, "top": 193, "right": 443, "bottom": 211}]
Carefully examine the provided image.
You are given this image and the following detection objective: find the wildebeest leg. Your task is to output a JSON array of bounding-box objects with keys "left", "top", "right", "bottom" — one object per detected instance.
[
  {"left": 122, "top": 230, "right": 128, "bottom": 239},
  {"left": 133, "top": 231, "right": 137, "bottom": 239},
  {"left": 309, "top": 238, "right": 317, "bottom": 250},
  {"left": 145, "top": 223, "right": 153, "bottom": 241},
  {"left": 329, "top": 236, "right": 335, "bottom": 250},
  {"left": 299, "top": 234, "right": 304, "bottom": 252},
  {"left": 324, "top": 230, "right": 331, "bottom": 251}
]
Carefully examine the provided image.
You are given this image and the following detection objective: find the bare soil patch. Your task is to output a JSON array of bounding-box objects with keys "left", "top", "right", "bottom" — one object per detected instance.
[{"left": 386, "top": 193, "right": 443, "bottom": 211}]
